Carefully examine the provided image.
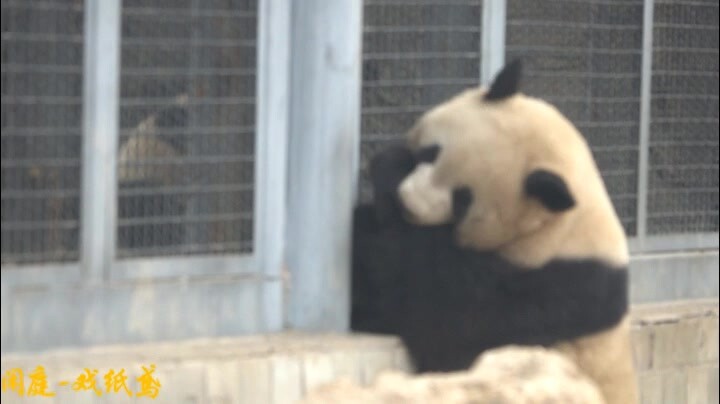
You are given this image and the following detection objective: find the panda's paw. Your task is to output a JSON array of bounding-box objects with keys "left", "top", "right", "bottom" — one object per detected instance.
[{"left": 398, "top": 163, "right": 453, "bottom": 225}]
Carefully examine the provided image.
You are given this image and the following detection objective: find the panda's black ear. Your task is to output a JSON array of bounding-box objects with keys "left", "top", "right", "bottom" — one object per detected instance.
[
  {"left": 484, "top": 59, "right": 522, "bottom": 101},
  {"left": 524, "top": 169, "right": 575, "bottom": 212}
]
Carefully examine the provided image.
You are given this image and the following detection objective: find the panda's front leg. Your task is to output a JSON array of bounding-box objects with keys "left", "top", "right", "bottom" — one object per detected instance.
[{"left": 352, "top": 144, "right": 415, "bottom": 233}]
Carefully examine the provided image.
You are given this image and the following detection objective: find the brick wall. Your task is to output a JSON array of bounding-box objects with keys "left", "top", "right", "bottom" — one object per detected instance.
[{"left": 632, "top": 300, "right": 719, "bottom": 404}]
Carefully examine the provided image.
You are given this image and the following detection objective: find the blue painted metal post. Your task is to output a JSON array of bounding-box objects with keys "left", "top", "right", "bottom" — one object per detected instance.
[
  {"left": 285, "top": 0, "right": 364, "bottom": 331},
  {"left": 255, "top": 0, "right": 292, "bottom": 332},
  {"left": 481, "top": 0, "right": 507, "bottom": 84},
  {"left": 80, "top": 0, "right": 122, "bottom": 282}
]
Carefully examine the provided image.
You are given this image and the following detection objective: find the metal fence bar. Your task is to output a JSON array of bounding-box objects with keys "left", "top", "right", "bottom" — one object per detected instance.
[
  {"left": 110, "top": 254, "right": 259, "bottom": 280},
  {"left": 635, "top": 0, "right": 655, "bottom": 245},
  {"left": 254, "top": 0, "right": 292, "bottom": 332},
  {"left": 286, "top": 0, "right": 364, "bottom": 331},
  {"left": 182, "top": 0, "right": 203, "bottom": 250},
  {"left": 480, "top": 0, "right": 506, "bottom": 83},
  {"left": 113, "top": 254, "right": 257, "bottom": 280},
  {"left": 630, "top": 232, "right": 720, "bottom": 255},
  {"left": 80, "top": 0, "right": 122, "bottom": 282},
  {"left": 1, "top": 263, "right": 81, "bottom": 287}
]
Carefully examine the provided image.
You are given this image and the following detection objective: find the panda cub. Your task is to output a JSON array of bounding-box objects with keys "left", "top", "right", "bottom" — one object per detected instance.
[{"left": 351, "top": 60, "right": 637, "bottom": 404}]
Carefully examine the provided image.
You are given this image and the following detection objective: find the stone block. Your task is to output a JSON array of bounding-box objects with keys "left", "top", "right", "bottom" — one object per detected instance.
[
  {"left": 709, "top": 366, "right": 719, "bottom": 404},
  {"left": 700, "top": 316, "right": 719, "bottom": 363},
  {"left": 329, "top": 351, "right": 362, "bottom": 383},
  {"left": 302, "top": 353, "right": 335, "bottom": 393},
  {"left": 270, "top": 355, "right": 303, "bottom": 404},
  {"left": 686, "top": 365, "right": 720, "bottom": 404},
  {"left": 208, "top": 358, "right": 271, "bottom": 404},
  {"left": 631, "top": 325, "right": 655, "bottom": 371},
  {"left": 660, "top": 368, "right": 687, "bottom": 404},
  {"left": 652, "top": 318, "right": 702, "bottom": 369},
  {"left": 156, "top": 361, "right": 207, "bottom": 403},
  {"left": 359, "top": 350, "right": 396, "bottom": 385},
  {"left": 638, "top": 371, "right": 662, "bottom": 404}
]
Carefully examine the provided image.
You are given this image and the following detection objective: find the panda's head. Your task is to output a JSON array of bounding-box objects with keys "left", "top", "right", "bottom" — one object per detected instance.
[{"left": 399, "top": 60, "right": 628, "bottom": 268}]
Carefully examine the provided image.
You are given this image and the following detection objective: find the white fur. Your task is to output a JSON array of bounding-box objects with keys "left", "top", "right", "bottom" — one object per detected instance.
[
  {"left": 399, "top": 163, "right": 453, "bottom": 225},
  {"left": 398, "top": 86, "right": 638, "bottom": 404},
  {"left": 402, "top": 88, "right": 629, "bottom": 268}
]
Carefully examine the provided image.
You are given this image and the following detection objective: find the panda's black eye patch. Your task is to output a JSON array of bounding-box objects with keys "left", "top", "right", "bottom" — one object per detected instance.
[
  {"left": 415, "top": 145, "right": 441, "bottom": 164},
  {"left": 452, "top": 187, "right": 473, "bottom": 222}
]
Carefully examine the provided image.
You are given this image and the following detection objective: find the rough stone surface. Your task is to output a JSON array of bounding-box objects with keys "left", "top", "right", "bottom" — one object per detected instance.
[{"left": 300, "top": 346, "right": 606, "bottom": 404}]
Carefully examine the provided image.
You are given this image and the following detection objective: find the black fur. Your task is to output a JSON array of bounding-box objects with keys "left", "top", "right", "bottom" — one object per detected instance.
[
  {"left": 351, "top": 145, "right": 628, "bottom": 372},
  {"left": 525, "top": 169, "right": 576, "bottom": 212},
  {"left": 416, "top": 145, "right": 442, "bottom": 164},
  {"left": 368, "top": 144, "right": 417, "bottom": 227},
  {"left": 452, "top": 187, "right": 473, "bottom": 222},
  {"left": 484, "top": 59, "right": 522, "bottom": 101}
]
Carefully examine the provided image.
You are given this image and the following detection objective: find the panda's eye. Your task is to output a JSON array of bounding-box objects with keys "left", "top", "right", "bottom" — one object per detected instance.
[{"left": 416, "top": 145, "right": 441, "bottom": 164}]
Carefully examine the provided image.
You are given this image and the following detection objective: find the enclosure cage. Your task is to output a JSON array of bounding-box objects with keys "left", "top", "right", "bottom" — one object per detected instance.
[{"left": 2, "top": 0, "right": 718, "bottom": 352}]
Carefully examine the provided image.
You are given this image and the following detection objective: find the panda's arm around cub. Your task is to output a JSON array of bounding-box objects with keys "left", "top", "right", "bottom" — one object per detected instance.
[
  {"left": 352, "top": 144, "right": 627, "bottom": 371},
  {"left": 351, "top": 59, "right": 638, "bottom": 403}
]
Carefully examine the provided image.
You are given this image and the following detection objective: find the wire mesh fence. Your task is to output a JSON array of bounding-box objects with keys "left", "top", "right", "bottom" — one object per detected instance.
[
  {"left": 360, "top": 0, "right": 484, "bottom": 202},
  {"left": 1, "top": 0, "right": 718, "bottom": 267},
  {"left": 505, "top": 0, "right": 644, "bottom": 236},
  {"left": 117, "top": 0, "right": 257, "bottom": 258},
  {"left": 1, "top": 0, "right": 85, "bottom": 264},
  {"left": 647, "top": 0, "right": 719, "bottom": 234}
]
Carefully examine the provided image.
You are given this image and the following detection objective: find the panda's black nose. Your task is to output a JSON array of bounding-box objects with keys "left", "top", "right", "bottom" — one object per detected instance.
[{"left": 452, "top": 187, "right": 473, "bottom": 223}]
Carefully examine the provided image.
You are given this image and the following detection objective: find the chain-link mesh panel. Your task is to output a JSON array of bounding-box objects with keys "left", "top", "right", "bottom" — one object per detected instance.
[
  {"left": 506, "top": 0, "right": 643, "bottom": 236},
  {"left": 1, "top": 1, "right": 84, "bottom": 265},
  {"left": 118, "top": 0, "right": 256, "bottom": 258},
  {"left": 360, "top": 0, "right": 483, "bottom": 202},
  {"left": 647, "top": 0, "right": 719, "bottom": 234}
]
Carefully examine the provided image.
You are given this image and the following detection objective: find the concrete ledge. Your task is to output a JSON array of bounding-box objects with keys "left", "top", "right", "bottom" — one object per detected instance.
[
  {"left": 0, "top": 333, "right": 410, "bottom": 404},
  {"left": 1, "top": 300, "right": 717, "bottom": 403}
]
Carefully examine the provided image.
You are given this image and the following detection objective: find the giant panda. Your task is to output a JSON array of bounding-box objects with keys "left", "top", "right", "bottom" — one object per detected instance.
[
  {"left": 117, "top": 96, "right": 188, "bottom": 250},
  {"left": 351, "top": 60, "right": 638, "bottom": 404}
]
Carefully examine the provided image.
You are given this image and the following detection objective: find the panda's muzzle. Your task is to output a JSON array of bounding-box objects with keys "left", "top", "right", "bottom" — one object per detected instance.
[
  {"left": 368, "top": 142, "right": 474, "bottom": 227},
  {"left": 397, "top": 146, "right": 475, "bottom": 226}
]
